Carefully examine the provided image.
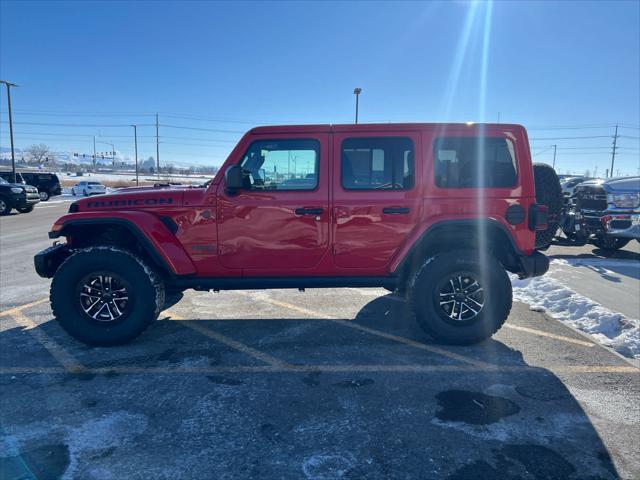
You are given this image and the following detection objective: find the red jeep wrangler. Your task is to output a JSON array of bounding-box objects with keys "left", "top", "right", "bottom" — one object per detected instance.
[{"left": 35, "top": 123, "right": 556, "bottom": 347}]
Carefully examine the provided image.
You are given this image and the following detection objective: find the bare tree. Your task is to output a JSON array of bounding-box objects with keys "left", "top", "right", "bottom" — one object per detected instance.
[{"left": 26, "top": 144, "right": 56, "bottom": 164}]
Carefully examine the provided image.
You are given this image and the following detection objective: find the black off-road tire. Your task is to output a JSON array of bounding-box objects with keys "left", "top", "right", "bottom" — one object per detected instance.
[
  {"left": 50, "top": 246, "right": 165, "bottom": 346},
  {"left": 0, "top": 196, "right": 12, "bottom": 215},
  {"left": 39, "top": 191, "right": 50, "bottom": 201},
  {"left": 410, "top": 251, "right": 512, "bottom": 345},
  {"left": 17, "top": 205, "right": 34, "bottom": 213},
  {"left": 533, "top": 163, "right": 563, "bottom": 249},
  {"left": 591, "top": 236, "right": 630, "bottom": 251}
]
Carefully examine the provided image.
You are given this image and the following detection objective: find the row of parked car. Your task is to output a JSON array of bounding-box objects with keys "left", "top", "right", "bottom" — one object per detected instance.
[
  {"left": 555, "top": 174, "right": 640, "bottom": 251},
  {"left": 0, "top": 170, "right": 107, "bottom": 215}
]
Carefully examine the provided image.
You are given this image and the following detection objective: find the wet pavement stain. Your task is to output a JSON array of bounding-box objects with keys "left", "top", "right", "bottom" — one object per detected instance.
[
  {"left": 86, "top": 348, "right": 222, "bottom": 368},
  {"left": 446, "top": 460, "right": 504, "bottom": 480},
  {"left": 0, "top": 443, "right": 70, "bottom": 480},
  {"left": 60, "top": 371, "right": 96, "bottom": 384},
  {"left": 206, "top": 375, "right": 243, "bottom": 386},
  {"left": 448, "top": 444, "right": 578, "bottom": 480},
  {"left": 500, "top": 444, "right": 576, "bottom": 479},
  {"left": 302, "top": 371, "right": 321, "bottom": 386},
  {"left": 435, "top": 390, "right": 520, "bottom": 425},
  {"left": 332, "top": 378, "right": 375, "bottom": 388},
  {"left": 81, "top": 398, "right": 98, "bottom": 408}
]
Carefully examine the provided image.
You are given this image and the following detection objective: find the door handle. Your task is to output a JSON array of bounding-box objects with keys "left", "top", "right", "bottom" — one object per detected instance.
[
  {"left": 295, "top": 207, "right": 324, "bottom": 216},
  {"left": 382, "top": 207, "right": 410, "bottom": 214}
]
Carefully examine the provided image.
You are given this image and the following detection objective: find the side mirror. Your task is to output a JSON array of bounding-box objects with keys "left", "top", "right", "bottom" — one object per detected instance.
[{"left": 224, "top": 165, "right": 244, "bottom": 194}]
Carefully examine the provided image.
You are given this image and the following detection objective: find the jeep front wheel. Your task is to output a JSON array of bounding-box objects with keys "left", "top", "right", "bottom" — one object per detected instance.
[
  {"left": 410, "top": 251, "right": 512, "bottom": 345},
  {"left": 50, "top": 247, "right": 165, "bottom": 346}
]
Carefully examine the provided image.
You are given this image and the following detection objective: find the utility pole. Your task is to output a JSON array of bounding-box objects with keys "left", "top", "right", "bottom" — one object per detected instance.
[
  {"left": 131, "top": 125, "right": 139, "bottom": 186},
  {"left": 155, "top": 113, "right": 160, "bottom": 180},
  {"left": 610, "top": 124, "right": 618, "bottom": 178},
  {"left": 551, "top": 144, "right": 557, "bottom": 170},
  {"left": 0, "top": 80, "right": 18, "bottom": 183},
  {"left": 93, "top": 135, "right": 96, "bottom": 171},
  {"left": 594, "top": 166, "right": 598, "bottom": 177},
  {"left": 353, "top": 88, "right": 362, "bottom": 124},
  {"left": 497, "top": 112, "right": 501, "bottom": 123}
]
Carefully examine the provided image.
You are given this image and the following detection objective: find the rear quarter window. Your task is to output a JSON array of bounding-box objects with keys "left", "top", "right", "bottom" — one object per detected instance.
[{"left": 434, "top": 137, "right": 517, "bottom": 188}]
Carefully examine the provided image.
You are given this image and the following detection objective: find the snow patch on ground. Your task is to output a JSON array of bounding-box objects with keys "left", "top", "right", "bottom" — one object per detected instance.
[{"left": 511, "top": 269, "right": 640, "bottom": 359}]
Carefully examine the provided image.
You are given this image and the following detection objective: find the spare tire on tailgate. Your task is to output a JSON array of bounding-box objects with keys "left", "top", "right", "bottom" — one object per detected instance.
[{"left": 533, "top": 163, "right": 563, "bottom": 249}]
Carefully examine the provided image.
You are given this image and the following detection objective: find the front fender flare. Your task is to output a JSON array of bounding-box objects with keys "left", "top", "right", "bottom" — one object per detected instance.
[{"left": 49, "top": 211, "right": 196, "bottom": 276}]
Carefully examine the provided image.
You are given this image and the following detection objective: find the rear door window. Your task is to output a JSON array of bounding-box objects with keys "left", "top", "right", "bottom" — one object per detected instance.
[
  {"left": 434, "top": 137, "right": 517, "bottom": 188},
  {"left": 341, "top": 137, "right": 414, "bottom": 190}
]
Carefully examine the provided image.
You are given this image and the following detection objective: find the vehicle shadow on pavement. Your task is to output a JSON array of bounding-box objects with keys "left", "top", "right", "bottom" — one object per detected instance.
[
  {"left": 0, "top": 296, "right": 625, "bottom": 479},
  {"left": 548, "top": 248, "right": 640, "bottom": 261}
]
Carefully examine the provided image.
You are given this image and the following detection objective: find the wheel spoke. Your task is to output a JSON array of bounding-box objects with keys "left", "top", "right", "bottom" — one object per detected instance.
[
  {"left": 79, "top": 273, "right": 129, "bottom": 322},
  {"left": 438, "top": 274, "right": 484, "bottom": 322}
]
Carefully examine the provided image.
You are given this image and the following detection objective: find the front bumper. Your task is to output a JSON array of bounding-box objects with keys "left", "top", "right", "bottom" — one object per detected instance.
[
  {"left": 34, "top": 243, "right": 71, "bottom": 278},
  {"left": 516, "top": 251, "right": 549, "bottom": 279},
  {"left": 603, "top": 213, "right": 640, "bottom": 239},
  {"left": 12, "top": 192, "right": 40, "bottom": 208},
  {"left": 582, "top": 212, "right": 640, "bottom": 240}
]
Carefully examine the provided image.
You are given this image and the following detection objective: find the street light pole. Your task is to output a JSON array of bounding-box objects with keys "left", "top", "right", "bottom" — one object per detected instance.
[
  {"left": 0, "top": 80, "right": 18, "bottom": 183},
  {"left": 353, "top": 87, "right": 362, "bottom": 124},
  {"left": 131, "top": 125, "right": 139, "bottom": 186},
  {"left": 155, "top": 113, "right": 160, "bottom": 180},
  {"left": 551, "top": 144, "right": 557, "bottom": 170}
]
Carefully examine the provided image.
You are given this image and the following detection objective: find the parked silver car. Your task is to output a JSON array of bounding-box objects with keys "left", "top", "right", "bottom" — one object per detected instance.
[{"left": 71, "top": 181, "right": 107, "bottom": 196}]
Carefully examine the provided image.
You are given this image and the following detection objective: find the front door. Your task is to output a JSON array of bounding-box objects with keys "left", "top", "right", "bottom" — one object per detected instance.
[
  {"left": 217, "top": 134, "right": 330, "bottom": 272},
  {"left": 331, "top": 131, "right": 423, "bottom": 271}
]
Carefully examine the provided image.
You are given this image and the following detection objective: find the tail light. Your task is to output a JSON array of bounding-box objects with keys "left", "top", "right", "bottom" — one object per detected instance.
[{"left": 528, "top": 204, "right": 548, "bottom": 231}]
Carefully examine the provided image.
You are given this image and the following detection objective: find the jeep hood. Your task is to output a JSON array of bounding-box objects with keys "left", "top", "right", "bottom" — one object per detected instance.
[{"left": 72, "top": 186, "right": 187, "bottom": 211}]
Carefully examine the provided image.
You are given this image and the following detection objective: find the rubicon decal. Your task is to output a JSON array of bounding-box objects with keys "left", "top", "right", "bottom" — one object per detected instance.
[{"left": 86, "top": 198, "right": 174, "bottom": 208}]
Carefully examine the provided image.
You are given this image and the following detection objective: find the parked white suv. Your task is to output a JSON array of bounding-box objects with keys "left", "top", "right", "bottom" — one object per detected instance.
[{"left": 71, "top": 181, "right": 107, "bottom": 196}]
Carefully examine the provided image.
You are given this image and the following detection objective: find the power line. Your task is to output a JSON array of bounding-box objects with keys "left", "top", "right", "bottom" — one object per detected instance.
[
  {"left": 160, "top": 124, "right": 245, "bottom": 134},
  {"left": 529, "top": 135, "right": 613, "bottom": 140},
  {"left": 527, "top": 124, "right": 616, "bottom": 130},
  {"left": 0, "top": 120, "right": 154, "bottom": 128}
]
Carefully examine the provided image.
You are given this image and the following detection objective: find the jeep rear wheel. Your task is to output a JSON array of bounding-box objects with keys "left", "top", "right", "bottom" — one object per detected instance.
[
  {"left": 533, "top": 163, "right": 563, "bottom": 249},
  {"left": 50, "top": 247, "right": 165, "bottom": 346},
  {"left": 410, "top": 251, "right": 512, "bottom": 345}
]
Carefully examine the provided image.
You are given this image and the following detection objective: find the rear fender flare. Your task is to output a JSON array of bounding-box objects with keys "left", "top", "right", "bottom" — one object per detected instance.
[{"left": 392, "top": 218, "right": 523, "bottom": 277}]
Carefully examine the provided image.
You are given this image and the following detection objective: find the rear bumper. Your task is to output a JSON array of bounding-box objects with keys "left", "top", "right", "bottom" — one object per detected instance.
[
  {"left": 516, "top": 251, "right": 549, "bottom": 279},
  {"left": 34, "top": 243, "right": 71, "bottom": 278}
]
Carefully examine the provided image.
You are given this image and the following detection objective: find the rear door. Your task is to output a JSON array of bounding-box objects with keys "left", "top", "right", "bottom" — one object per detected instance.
[
  {"left": 217, "top": 133, "right": 330, "bottom": 272},
  {"left": 331, "top": 131, "right": 423, "bottom": 270}
]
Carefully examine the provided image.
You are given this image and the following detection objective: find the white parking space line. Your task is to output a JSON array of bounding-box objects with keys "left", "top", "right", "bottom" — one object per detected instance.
[
  {"left": 504, "top": 324, "right": 595, "bottom": 347},
  {"left": 236, "top": 292, "right": 494, "bottom": 369},
  {"left": 165, "top": 309, "right": 292, "bottom": 368},
  {"left": 7, "top": 311, "right": 87, "bottom": 373}
]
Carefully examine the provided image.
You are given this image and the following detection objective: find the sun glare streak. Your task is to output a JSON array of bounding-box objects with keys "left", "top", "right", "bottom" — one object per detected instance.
[
  {"left": 476, "top": 1, "right": 493, "bottom": 328},
  {"left": 439, "top": 2, "right": 480, "bottom": 120}
]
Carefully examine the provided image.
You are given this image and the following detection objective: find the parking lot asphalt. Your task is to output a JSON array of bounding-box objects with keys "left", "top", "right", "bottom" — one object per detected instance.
[{"left": 1, "top": 202, "right": 639, "bottom": 479}]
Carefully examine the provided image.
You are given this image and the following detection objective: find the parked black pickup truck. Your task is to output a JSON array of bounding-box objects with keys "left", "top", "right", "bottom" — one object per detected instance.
[
  {"left": 0, "top": 177, "right": 40, "bottom": 215},
  {"left": 561, "top": 176, "right": 640, "bottom": 250}
]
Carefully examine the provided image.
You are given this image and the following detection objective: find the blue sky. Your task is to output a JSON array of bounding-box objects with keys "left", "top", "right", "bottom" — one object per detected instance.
[{"left": 1, "top": 0, "right": 639, "bottom": 175}]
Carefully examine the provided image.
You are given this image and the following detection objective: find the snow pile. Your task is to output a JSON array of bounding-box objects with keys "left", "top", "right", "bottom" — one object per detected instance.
[{"left": 511, "top": 274, "right": 640, "bottom": 359}]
